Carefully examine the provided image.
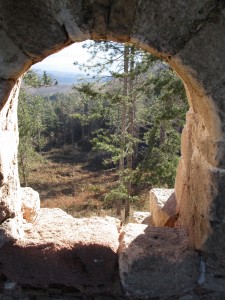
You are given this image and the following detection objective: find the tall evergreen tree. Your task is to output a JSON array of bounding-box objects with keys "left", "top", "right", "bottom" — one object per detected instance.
[{"left": 75, "top": 41, "right": 168, "bottom": 218}]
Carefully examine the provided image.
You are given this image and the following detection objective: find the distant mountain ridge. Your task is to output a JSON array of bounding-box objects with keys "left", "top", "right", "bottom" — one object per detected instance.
[
  {"left": 26, "top": 84, "right": 74, "bottom": 98},
  {"left": 32, "top": 68, "right": 87, "bottom": 85},
  {"left": 27, "top": 68, "right": 111, "bottom": 97}
]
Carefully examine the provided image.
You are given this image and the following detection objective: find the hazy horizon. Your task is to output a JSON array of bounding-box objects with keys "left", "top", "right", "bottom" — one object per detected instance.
[{"left": 32, "top": 42, "right": 90, "bottom": 73}]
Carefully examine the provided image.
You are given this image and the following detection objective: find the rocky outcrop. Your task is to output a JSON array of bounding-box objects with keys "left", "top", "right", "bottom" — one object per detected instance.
[
  {"left": 150, "top": 188, "right": 176, "bottom": 227},
  {"left": 119, "top": 224, "right": 199, "bottom": 298}
]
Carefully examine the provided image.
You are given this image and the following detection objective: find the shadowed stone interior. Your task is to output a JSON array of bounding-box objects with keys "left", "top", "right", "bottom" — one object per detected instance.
[{"left": 1, "top": 0, "right": 225, "bottom": 298}]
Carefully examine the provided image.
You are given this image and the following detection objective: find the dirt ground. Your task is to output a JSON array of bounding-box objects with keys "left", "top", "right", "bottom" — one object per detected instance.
[{"left": 28, "top": 146, "right": 149, "bottom": 218}]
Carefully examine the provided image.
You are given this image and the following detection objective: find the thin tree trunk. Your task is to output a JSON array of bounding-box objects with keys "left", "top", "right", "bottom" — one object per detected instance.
[
  {"left": 127, "top": 46, "right": 135, "bottom": 170},
  {"left": 125, "top": 46, "right": 135, "bottom": 220},
  {"left": 70, "top": 126, "right": 74, "bottom": 145},
  {"left": 21, "top": 154, "right": 27, "bottom": 186},
  {"left": 63, "top": 123, "right": 67, "bottom": 146},
  {"left": 37, "top": 129, "right": 41, "bottom": 152},
  {"left": 117, "top": 44, "right": 129, "bottom": 217},
  {"left": 119, "top": 44, "right": 129, "bottom": 177}
]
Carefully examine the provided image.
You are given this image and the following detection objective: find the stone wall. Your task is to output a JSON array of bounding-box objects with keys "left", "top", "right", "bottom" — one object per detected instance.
[
  {"left": 0, "top": 78, "right": 24, "bottom": 245},
  {"left": 1, "top": 0, "right": 225, "bottom": 297}
]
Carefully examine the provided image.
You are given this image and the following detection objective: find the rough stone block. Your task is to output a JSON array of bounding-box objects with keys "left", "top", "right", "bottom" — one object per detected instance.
[
  {"left": 0, "top": 209, "right": 121, "bottom": 295},
  {"left": 119, "top": 224, "right": 199, "bottom": 299},
  {"left": 20, "top": 187, "right": 40, "bottom": 223},
  {"left": 150, "top": 188, "right": 176, "bottom": 226},
  {"left": 130, "top": 211, "right": 152, "bottom": 224}
]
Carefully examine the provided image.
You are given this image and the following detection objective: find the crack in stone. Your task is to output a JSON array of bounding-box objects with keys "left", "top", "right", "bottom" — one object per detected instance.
[{"left": 60, "top": 24, "right": 73, "bottom": 50}]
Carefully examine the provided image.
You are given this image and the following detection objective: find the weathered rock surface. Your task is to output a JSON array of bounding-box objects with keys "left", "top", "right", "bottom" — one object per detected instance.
[
  {"left": 175, "top": 107, "right": 225, "bottom": 254},
  {"left": 0, "top": 209, "right": 121, "bottom": 295},
  {"left": 0, "top": 79, "right": 23, "bottom": 245},
  {"left": 20, "top": 187, "right": 40, "bottom": 223},
  {"left": 119, "top": 224, "right": 199, "bottom": 299},
  {"left": 150, "top": 188, "right": 176, "bottom": 227},
  {"left": 130, "top": 211, "right": 151, "bottom": 225}
]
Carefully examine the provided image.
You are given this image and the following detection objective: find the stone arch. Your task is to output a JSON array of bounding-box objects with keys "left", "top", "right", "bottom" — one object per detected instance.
[{"left": 1, "top": 0, "right": 225, "bottom": 296}]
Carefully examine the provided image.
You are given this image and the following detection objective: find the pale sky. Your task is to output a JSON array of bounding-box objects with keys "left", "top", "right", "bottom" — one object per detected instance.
[{"left": 32, "top": 42, "right": 90, "bottom": 73}]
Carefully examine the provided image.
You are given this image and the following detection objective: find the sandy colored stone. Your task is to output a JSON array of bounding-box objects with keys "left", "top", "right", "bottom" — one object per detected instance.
[
  {"left": 20, "top": 187, "right": 40, "bottom": 223},
  {"left": 130, "top": 211, "right": 151, "bottom": 224},
  {"left": 0, "top": 79, "right": 23, "bottom": 243},
  {"left": 119, "top": 223, "right": 199, "bottom": 298},
  {"left": 0, "top": 208, "right": 121, "bottom": 294},
  {"left": 150, "top": 188, "right": 176, "bottom": 226}
]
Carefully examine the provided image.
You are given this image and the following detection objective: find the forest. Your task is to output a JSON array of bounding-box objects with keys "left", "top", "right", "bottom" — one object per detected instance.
[{"left": 18, "top": 41, "right": 188, "bottom": 220}]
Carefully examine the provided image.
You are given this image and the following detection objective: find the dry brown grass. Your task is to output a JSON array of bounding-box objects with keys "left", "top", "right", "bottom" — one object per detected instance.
[{"left": 27, "top": 147, "right": 120, "bottom": 217}]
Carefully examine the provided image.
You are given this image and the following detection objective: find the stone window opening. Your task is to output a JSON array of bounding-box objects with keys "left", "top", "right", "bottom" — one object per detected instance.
[
  {"left": 0, "top": 39, "right": 210, "bottom": 299},
  {"left": 17, "top": 41, "right": 187, "bottom": 225},
  {"left": 0, "top": 1, "right": 225, "bottom": 298}
]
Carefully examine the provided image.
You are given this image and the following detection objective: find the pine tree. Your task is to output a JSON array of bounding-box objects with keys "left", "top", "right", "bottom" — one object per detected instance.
[
  {"left": 18, "top": 70, "right": 57, "bottom": 185},
  {"left": 75, "top": 41, "right": 155, "bottom": 218}
]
